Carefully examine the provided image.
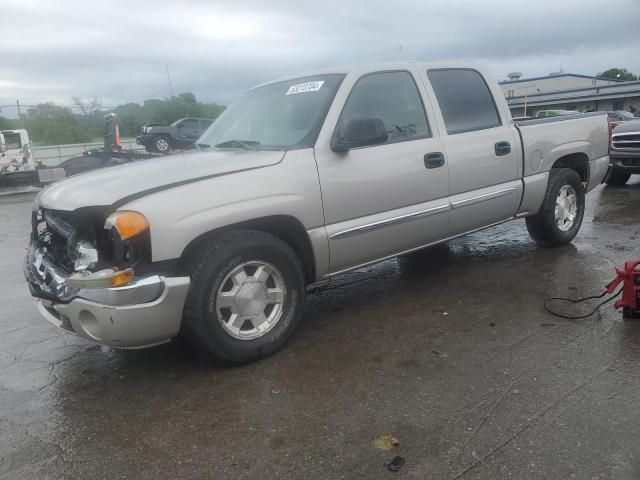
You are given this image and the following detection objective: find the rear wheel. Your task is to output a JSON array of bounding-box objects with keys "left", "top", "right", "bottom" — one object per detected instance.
[
  {"left": 605, "top": 171, "right": 631, "bottom": 186},
  {"left": 526, "top": 168, "right": 585, "bottom": 246},
  {"left": 181, "top": 230, "right": 306, "bottom": 363}
]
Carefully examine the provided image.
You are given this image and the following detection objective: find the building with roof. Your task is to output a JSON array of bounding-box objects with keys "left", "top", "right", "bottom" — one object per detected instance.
[{"left": 499, "top": 73, "right": 640, "bottom": 117}]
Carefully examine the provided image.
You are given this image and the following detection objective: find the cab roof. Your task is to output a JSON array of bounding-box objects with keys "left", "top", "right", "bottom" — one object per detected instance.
[{"left": 251, "top": 61, "right": 489, "bottom": 90}]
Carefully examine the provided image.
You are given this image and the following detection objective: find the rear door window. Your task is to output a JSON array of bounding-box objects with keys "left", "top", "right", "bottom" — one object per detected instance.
[{"left": 427, "top": 69, "right": 501, "bottom": 134}]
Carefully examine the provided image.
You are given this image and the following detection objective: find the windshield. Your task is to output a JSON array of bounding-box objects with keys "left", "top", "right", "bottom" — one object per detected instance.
[
  {"left": 1, "top": 132, "right": 22, "bottom": 150},
  {"left": 198, "top": 74, "right": 344, "bottom": 150}
]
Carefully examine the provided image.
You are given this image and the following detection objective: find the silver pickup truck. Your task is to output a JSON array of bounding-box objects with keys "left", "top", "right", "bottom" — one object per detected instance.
[{"left": 25, "top": 63, "right": 610, "bottom": 363}]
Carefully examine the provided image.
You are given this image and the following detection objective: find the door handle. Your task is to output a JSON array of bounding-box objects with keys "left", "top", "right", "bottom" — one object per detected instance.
[
  {"left": 494, "top": 141, "right": 511, "bottom": 156},
  {"left": 424, "top": 152, "right": 445, "bottom": 169}
]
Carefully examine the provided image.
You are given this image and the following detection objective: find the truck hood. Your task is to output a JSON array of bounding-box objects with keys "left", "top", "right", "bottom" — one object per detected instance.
[
  {"left": 612, "top": 119, "right": 640, "bottom": 134},
  {"left": 38, "top": 149, "right": 285, "bottom": 211}
]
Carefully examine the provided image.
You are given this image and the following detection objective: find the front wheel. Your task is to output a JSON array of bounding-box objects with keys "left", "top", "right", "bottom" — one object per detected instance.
[
  {"left": 526, "top": 168, "right": 585, "bottom": 246},
  {"left": 181, "top": 230, "right": 306, "bottom": 363},
  {"left": 151, "top": 135, "right": 171, "bottom": 154},
  {"left": 605, "top": 171, "right": 631, "bottom": 186}
]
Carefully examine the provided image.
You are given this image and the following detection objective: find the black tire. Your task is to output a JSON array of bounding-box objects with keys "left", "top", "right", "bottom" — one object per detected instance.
[
  {"left": 181, "top": 230, "right": 306, "bottom": 363},
  {"left": 526, "top": 168, "right": 585, "bottom": 246},
  {"left": 605, "top": 171, "right": 631, "bottom": 186},
  {"left": 151, "top": 135, "right": 171, "bottom": 154}
]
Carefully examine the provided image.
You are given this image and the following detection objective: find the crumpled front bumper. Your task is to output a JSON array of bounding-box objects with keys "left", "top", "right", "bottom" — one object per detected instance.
[
  {"left": 35, "top": 277, "right": 190, "bottom": 348},
  {"left": 25, "top": 243, "right": 190, "bottom": 349}
]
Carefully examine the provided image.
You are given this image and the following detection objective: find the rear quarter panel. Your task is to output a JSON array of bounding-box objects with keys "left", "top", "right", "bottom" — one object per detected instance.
[
  {"left": 517, "top": 113, "right": 609, "bottom": 178},
  {"left": 516, "top": 113, "right": 609, "bottom": 214}
]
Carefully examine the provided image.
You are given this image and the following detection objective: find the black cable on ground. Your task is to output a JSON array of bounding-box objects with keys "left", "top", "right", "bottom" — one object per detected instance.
[{"left": 544, "top": 288, "right": 623, "bottom": 320}]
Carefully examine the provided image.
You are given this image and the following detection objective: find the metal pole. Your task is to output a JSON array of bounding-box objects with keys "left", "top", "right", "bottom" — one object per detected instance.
[
  {"left": 165, "top": 64, "right": 174, "bottom": 98},
  {"left": 16, "top": 99, "right": 25, "bottom": 129}
]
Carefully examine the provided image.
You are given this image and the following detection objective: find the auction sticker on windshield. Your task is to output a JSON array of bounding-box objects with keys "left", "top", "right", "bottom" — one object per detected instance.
[{"left": 285, "top": 81, "right": 325, "bottom": 95}]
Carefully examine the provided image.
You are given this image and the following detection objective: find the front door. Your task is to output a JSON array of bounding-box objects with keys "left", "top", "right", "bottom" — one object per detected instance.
[{"left": 314, "top": 70, "right": 450, "bottom": 274}]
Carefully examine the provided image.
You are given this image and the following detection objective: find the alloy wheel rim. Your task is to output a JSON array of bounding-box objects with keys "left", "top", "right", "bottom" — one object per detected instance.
[
  {"left": 555, "top": 184, "right": 578, "bottom": 232},
  {"left": 156, "top": 139, "right": 169, "bottom": 151},
  {"left": 215, "top": 261, "right": 286, "bottom": 340}
]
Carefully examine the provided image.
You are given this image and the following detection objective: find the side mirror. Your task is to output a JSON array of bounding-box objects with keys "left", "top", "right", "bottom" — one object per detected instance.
[{"left": 331, "top": 117, "right": 388, "bottom": 153}]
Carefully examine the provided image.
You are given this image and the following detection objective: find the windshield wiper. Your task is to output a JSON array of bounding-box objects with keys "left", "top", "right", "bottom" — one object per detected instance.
[{"left": 214, "top": 139, "right": 260, "bottom": 150}]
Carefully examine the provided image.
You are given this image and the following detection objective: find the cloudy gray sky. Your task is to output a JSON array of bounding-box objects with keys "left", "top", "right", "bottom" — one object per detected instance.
[{"left": 1, "top": 0, "right": 640, "bottom": 115}]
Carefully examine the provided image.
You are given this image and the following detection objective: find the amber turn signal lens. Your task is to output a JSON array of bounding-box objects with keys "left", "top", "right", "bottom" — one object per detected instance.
[
  {"left": 105, "top": 211, "right": 149, "bottom": 239},
  {"left": 110, "top": 268, "right": 135, "bottom": 287},
  {"left": 65, "top": 268, "right": 135, "bottom": 289}
]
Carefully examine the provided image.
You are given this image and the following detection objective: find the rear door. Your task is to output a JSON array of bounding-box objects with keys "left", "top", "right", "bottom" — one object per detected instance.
[
  {"left": 314, "top": 69, "right": 450, "bottom": 273},
  {"left": 424, "top": 68, "right": 522, "bottom": 234}
]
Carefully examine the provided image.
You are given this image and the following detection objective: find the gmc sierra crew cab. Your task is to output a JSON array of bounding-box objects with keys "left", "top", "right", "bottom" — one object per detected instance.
[{"left": 25, "top": 63, "right": 610, "bottom": 363}]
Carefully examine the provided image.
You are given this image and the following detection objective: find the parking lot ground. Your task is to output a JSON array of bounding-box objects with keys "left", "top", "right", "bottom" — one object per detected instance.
[{"left": 1, "top": 178, "right": 640, "bottom": 480}]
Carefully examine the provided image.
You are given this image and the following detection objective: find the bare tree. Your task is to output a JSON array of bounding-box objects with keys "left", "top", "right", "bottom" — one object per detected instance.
[{"left": 72, "top": 96, "right": 102, "bottom": 115}]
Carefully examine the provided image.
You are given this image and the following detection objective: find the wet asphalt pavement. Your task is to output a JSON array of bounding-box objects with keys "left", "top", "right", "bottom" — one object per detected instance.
[{"left": 1, "top": 179, "right": 640, "bottom": 480}]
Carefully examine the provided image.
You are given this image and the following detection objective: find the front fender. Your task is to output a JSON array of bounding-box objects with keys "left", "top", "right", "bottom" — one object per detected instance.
[{"left": 120, "top": 149, "right": 327, "bottom": 268}]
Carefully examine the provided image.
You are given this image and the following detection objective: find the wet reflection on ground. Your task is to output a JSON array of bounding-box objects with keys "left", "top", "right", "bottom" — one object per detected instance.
[{"left": 1, "top": 178, "right": 640, "bottom": 479}]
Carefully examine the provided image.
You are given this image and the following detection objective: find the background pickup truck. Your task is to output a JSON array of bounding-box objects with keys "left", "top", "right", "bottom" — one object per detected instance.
[
  {"left": 26, "top": 63, "right": 610, "bottom": 363},
  {"left": 607, "top": 119, "right": 640, "bottom": 185},
  {"left": 136, "top": 117, "right": 214, "bottom": 153}
]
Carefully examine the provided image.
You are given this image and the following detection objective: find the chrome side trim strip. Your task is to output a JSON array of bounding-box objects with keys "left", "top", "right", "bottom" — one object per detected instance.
[
  {"left": 329, "top": 204, "right": 450, "bottom": 240},
  {"left": 325, "top": 216, "right": 515, "bottom": 278},
  {"left": 514, "top": 211, "right": 531, "bottom": 218},
  {"left": 450, "top": 187, "right": 517, "bottom": 210}
]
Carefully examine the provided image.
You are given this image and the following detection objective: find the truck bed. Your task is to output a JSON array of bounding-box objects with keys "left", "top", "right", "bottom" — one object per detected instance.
[{"left": 514, "top": 111, "right": 606, "bottom": 127}]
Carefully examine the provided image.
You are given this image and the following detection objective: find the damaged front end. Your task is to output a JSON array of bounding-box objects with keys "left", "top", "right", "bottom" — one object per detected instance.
[
  {"left": 24, "top": 207, "right": 153, "bottom": 303},
  {"left": 25, "top": 207, "right": 102, "bottom": 303},
  {"left": 24, "top": 206, "right": 190, "bottom": 348}
]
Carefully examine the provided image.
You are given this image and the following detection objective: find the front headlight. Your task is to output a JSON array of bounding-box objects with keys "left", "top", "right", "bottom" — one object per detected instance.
[
  {"left": 74, "top": 241, "right": 99, "bottom": 271},
  {"left": 104, "top": 211, "right": 151, "bottom": 267}
]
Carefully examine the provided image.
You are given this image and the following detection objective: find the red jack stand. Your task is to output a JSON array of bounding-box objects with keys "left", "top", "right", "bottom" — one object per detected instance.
[{"left": 605, "top": 259, "right": 640, "bottom": 319}]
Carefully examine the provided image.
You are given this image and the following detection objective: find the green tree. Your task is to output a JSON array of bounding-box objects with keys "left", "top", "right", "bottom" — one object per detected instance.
[
  {"left": 598, "top": 68, "right": 638, "bottom": 81},
  {"left": 22, "top": 103, "right": 93, "bottom": 146},
  {"left": 112, "top": 102, "right": 146, "bottom": 137},
  {"left": 113, "top": 93, "right": 225, "bottom": 137},
  {"left": 0, "top": 115, "right": 15, "bottom": 130},
  {"left": 72, "top": 97, "right": 106, "bottom": 139},
  {"left": 10, "top": 94, "right": 225, "bottom": 143}
]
